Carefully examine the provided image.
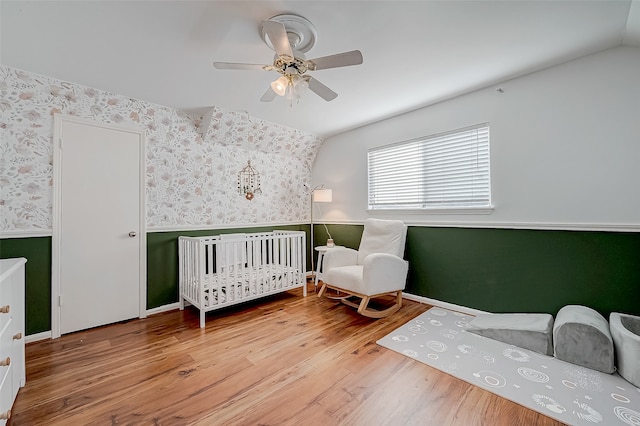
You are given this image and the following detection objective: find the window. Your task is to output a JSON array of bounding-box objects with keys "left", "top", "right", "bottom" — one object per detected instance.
[{"left": 368, "top": 123, "right": 491, "bottom": 211}]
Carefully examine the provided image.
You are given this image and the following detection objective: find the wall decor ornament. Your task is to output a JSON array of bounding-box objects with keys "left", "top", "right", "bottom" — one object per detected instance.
[{"left": 238, "top": 160, "right": 262, "bottom": 201}]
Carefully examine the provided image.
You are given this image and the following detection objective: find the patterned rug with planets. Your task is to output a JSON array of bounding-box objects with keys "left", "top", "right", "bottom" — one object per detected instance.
[{"left": 377, "top": 307, "right": 640, "bottom": 426}]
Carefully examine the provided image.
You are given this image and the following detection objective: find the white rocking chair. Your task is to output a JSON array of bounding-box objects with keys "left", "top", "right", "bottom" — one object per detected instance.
[{"left": 318, "top": 218, "right": 408, "bottom": 318}]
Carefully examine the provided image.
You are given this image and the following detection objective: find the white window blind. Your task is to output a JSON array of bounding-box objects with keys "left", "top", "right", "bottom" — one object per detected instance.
[{"left": 368, "top": 124, "right": 490, "bottom": 210}]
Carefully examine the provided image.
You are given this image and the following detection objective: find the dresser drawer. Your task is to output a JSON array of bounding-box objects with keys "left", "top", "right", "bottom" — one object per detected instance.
[
  {"left": 0, "top": 320, "right": 11, "bottom": 426},
  {"left": 0, "top": 258, "right": 25, "bottom": 423},
  {"left": 0, "top": 362, "right": 12, "bottom": 425},
  {"left": 0, "top": 318, "right": 12, "bottom": 381},
  {"left": 0, "top": 278, "right": 12, "bottom": 334}
]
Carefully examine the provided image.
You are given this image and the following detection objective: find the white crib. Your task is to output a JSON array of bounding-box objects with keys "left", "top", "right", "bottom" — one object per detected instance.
[{"left": 179, "top": 230, "right": 307, "bottom": 327}]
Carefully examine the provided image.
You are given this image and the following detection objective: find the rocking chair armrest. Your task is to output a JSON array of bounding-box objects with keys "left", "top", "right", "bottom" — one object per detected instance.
[
  {"left": 362, "top": 253, "right": 409, "bottom": 295},
  {"left": 322, "top": 247, "right": 359, "bottom": 270}
]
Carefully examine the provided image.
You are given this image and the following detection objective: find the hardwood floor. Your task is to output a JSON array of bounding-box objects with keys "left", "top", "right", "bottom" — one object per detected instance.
[{"left": 11, "top": 284, "right": 565, "bottom": 425}]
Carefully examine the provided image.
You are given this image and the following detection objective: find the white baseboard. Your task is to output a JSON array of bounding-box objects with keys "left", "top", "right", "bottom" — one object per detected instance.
[
  {"left": 146, "top": 302, "right": 180, "bottom": 316},
  {"left": 26, "top": 330, "right": 52, "bottom": 343},
  {"left": 403, "top": 293, "right": 488, "bottom": 316},
  {"left": 27, "top": 306, "right": 180, "bottom": 343}
]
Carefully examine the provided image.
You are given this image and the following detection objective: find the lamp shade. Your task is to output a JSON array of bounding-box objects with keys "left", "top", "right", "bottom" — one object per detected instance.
[
  {"left": 313, "top": 188, "right": 332, "bottom": 203},
  {"left": 270, "top": 76, "right": 288, "bottom": 96}
]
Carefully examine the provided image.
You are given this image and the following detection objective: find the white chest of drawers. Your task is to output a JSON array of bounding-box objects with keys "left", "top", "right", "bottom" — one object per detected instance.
[{"left": 0, "top": 258, "right": 26, "bottom": 424}]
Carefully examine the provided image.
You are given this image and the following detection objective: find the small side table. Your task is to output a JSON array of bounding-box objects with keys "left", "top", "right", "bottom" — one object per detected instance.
[{"left": 314, "top": 245, "right": 344, "bottom": 288}]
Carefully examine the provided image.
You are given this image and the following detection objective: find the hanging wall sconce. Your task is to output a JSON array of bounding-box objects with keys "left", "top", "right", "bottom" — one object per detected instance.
[{"left": 237, "top": 160, "right": 262, "bottom": 200}]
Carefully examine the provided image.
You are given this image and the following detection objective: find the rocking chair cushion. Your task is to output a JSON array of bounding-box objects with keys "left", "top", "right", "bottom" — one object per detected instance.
[
  {"left": 325, "top": 265, "right": 365, "bottom": 294},
  {"left": 356, "top": 218, "right": 407, "bottom": 265}
]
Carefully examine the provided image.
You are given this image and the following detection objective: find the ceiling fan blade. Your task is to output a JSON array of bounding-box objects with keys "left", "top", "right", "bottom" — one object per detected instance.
[
  {"left": 306, "top": 50, "right": 363, "bottom": 71},
  {"left": 260, "top": 86, "right": 278, "bottom": 102},
  {"left": 213, "top": 62, "right": 273, "bottom": 71},
  {"left": 307, "top": 77, "right": 338, "bottom": 101},
  {"left": 261, "top": 20, "right": 293, "bottom": 58}
]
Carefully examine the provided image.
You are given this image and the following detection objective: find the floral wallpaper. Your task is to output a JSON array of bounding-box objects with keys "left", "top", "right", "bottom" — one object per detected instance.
[{"left": 0, "top": 65, "right": 324, "bottom": 233}]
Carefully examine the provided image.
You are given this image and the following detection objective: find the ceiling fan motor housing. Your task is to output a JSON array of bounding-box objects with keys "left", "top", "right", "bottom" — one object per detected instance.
[{"left": 273, "top": 56, "right": 308, "bottom": 77}]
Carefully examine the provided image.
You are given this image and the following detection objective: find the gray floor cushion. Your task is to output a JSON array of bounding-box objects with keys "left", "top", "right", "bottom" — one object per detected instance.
[
  {"left": 553, "top": 305, "right": 615, "bottom": 374},
  {"left": 467, "top": 313, "right": 554, "bottom": 355},
  {"left": 610, "top": 312, "right": 640, "bottom": 387}
]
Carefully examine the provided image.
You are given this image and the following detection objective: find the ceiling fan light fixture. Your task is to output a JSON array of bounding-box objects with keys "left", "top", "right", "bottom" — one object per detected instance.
[
  {"left": 292, "top": 75, "right": 309, "bottom": 93},
  {"left": 271, "top": 76, "right": 289, "bottom": 96}
]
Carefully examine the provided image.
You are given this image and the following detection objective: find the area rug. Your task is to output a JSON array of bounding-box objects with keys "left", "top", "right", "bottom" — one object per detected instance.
[{"left": 377, "top": 307, "right": 640, "bottom": 426}]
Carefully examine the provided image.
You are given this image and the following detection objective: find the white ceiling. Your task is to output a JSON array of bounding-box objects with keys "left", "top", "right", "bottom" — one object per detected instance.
[{"left": 2, "top": 1, "right": 639, "bottom": 138}]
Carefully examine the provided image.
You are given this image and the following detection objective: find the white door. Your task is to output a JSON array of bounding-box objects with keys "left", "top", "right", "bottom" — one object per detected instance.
[{"left": 53, "top": 115, "right": 146, "bottom": 336}]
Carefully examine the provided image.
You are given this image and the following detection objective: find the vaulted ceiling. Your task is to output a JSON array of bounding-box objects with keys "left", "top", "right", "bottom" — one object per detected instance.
[{"left": 2, "top": 1, "right": 639, "bottom": 138}]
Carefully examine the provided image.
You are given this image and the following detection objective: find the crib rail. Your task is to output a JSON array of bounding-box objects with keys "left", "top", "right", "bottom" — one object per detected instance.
[{"left": 179, "top": 231, "right": 306, "bottom": 327}]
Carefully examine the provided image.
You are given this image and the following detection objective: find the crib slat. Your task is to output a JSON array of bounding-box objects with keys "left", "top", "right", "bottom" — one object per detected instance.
[{"left": 260, "top": 237, "right": 267, "bottom": 295}]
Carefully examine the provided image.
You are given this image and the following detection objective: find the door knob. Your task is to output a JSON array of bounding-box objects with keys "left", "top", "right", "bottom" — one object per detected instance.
[{"left": 129, "top": 231, "right": 137, "bottom": 238}]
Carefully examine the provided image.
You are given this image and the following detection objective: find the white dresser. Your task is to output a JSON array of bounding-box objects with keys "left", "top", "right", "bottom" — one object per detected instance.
[{"left": 0, "top": 258, "right": 26, "bottom": 424}]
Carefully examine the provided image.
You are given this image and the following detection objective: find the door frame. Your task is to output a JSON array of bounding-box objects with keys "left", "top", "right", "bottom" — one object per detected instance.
[{"left": 51, "top": 114, "right": 147, "bottom": 339}]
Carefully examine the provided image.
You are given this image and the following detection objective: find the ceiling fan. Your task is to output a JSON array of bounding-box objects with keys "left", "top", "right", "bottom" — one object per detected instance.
[{"left": 213, "top": 14, "right": 363, "bottom": 103}]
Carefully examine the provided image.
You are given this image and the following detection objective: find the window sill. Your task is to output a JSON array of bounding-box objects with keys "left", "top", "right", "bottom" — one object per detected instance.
[{"left": 367, "top": 206, "right": 494, "bottom": 215}]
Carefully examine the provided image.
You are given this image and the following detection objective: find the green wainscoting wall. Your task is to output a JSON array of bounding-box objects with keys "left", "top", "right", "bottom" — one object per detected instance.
[
  {"left": 316, "top": 224, "right": 640, "bottom": 318},
  {"left": 0, "top": 237, "right": 52, "bottom": 335},
  {"left": 2, "top": 223, "right": 639, "bottom": 336}
]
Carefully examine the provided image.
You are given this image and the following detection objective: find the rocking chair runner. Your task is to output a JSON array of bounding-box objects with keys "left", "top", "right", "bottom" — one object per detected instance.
[{"left": 318, "top": 218, "right": 409, "bottom": 318}]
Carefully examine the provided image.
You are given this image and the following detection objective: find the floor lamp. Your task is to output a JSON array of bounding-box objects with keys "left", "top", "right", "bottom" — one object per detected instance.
[{"left": 310, "top": 186, "right": 332, "bottom": 280}]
